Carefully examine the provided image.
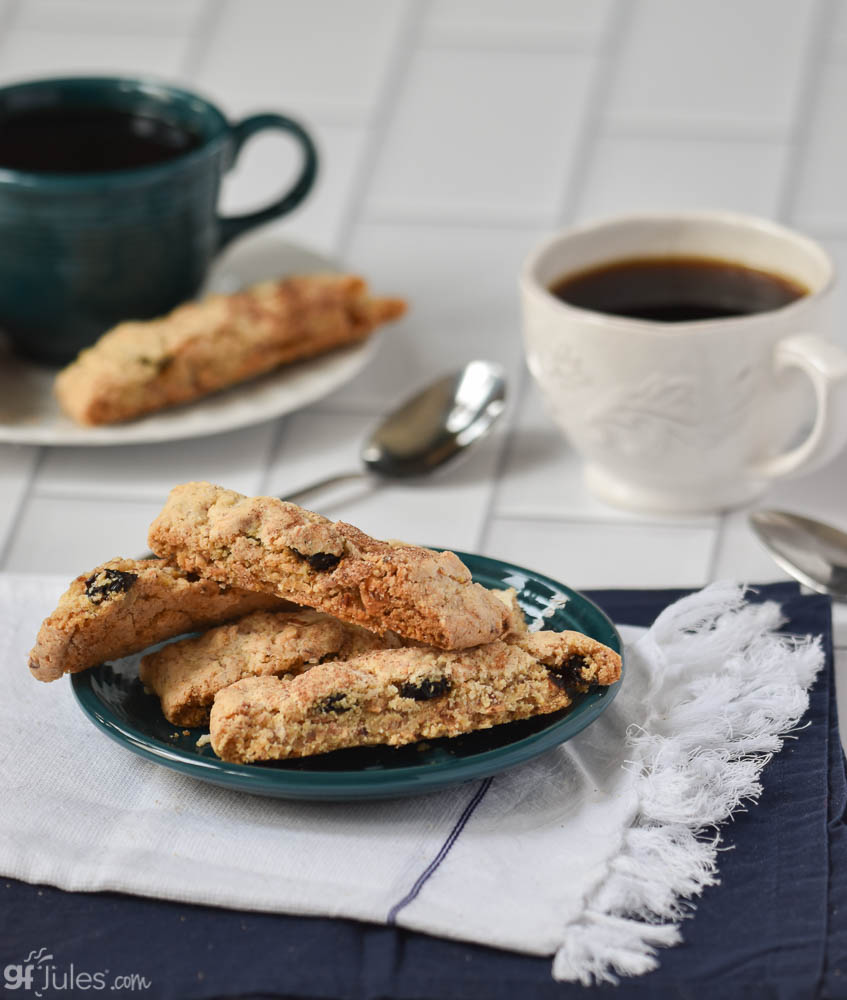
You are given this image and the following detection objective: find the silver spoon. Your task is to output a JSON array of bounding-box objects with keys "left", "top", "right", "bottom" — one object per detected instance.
[
  {"left": 749, "top": 509, "right": 847, "bottom": 601},
  {"left": 281, "top": 359, "right": 507, "bottom": 504}
]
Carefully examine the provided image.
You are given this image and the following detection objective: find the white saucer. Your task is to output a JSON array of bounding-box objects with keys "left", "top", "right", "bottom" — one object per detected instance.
[{"left": 0, "top": 237, "right": 379, "bottom": 446}]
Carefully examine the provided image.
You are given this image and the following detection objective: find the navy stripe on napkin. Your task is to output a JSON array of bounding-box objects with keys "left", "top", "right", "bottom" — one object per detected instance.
[
  {"left": 0, "top": 583, "right": 842, "bottom": 1000},
  {"left": 387, "top": 776, "right": 493, "bottom": 925}
]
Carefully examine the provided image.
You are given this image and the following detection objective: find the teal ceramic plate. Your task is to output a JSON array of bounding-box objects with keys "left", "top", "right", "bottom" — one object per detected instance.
[{"left": 72, "top": 552, "right": 623, "bottom": 800}]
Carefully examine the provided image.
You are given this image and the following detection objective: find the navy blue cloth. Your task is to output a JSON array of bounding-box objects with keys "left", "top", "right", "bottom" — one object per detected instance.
[{"left": 1, "top": 583, "right": 843, "bottom": 1000}]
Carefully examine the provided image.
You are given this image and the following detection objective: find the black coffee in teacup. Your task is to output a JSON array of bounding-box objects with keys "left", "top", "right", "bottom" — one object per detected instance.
[
  {"left": 550, "top": 256, "right": 808, "bottom": 323},
  {"left": 0, "top": 106, "right": 202, "bottom": 173}
]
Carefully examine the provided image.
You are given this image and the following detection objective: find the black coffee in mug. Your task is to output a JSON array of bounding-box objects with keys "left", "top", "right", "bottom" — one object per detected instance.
[
  {"left": 0, "top": 76, "right": 318, "bottom": 365},
  {"left": 0, "top": 106, "right": 203, "bottom": 173},
  {"left": 549, "top": 255, "right": 808, "bottom": 322}
]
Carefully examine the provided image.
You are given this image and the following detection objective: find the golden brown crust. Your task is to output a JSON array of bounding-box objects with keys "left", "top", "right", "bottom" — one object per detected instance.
[
  {"left": 139, "top": 608, "right": 398, "bottom": 726},
  {"left": 55, "top": 274, "right": 407, "bottom": 425},
  {"left": 209, "top": 631, "right": 620, "bottom": 763},
  {"left": 147, "top": 482, "right": 511, "bottom": 649},
  {"left": 28, "top": 557, "right": 290, "bottom": 682}
]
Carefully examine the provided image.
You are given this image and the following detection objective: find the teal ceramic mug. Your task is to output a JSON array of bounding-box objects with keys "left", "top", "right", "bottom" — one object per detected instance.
[{"left": 0, "top": 76, "right": 318, "bottom": 365}]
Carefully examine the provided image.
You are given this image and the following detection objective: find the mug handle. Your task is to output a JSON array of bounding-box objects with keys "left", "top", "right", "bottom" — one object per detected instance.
[
  {"left": 217, "top": 112, "right": 318, "bottom": 249},
  {"left": 751, "top": 333, "right": 847, "bottom": 480}
]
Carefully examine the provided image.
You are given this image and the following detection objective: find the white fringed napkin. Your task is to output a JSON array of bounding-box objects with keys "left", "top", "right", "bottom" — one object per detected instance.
[{"left": 0, "top": 576, "right": 823, "bottom": 983}]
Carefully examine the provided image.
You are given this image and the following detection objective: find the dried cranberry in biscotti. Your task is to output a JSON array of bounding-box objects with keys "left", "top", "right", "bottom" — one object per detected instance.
[
  {"left": 398, "top": 677, "right": 451, "bottom": 701},
  {"left": 290, "top": 548, "right": 342, "bottom": 572},
  {"left": 546, "top": 655, "right": 592, "bottom": 692},
  {"left": 84, "top": 568, "right": 138, "bottom": 604}
]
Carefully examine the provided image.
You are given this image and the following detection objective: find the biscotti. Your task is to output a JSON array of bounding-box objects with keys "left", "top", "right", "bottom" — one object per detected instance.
[
  {"left": 511, "top": 631, "right": 622, "bottom": 688},
  {"left": 55, "top": 274, "right": 407, "bottom": 426},
  {"left": 140, "top": 608, "right": 398, "bottom": 726},
  {"left": 493, "top": 587, "right": 527, "bottom": 638},
  {"left": 29, "top": 558, "right": 290, "bottom": 682},
  {"left": 148, "top": 482, "right": 511, "bottom": 649},
  {"left": 209, "top": 631, "right": 622, "bottom": 762}
]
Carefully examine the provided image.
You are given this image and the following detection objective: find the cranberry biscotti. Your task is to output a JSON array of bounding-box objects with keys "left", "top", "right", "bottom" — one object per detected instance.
[
  {"left": 148, "top": 482, "right": 511, "bottom": 650},
  {"left": 29, "top": 557, "right": 289, "bottom": 682},
  {"left": 209, "top": 631, "right": 622, "bottom": 762},
  {"left": 55, "top": 274, "right": 406, "bottom": 426}
]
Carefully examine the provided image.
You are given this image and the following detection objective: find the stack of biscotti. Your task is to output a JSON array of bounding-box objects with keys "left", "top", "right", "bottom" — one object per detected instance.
[{"left": 29, "top": 482, "right": 622, "bottom": 764}]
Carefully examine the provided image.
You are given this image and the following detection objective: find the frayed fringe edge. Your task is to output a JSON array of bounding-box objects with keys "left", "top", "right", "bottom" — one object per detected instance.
[{"left": 552, "top": 582, "right": 824, "bottom": 984}]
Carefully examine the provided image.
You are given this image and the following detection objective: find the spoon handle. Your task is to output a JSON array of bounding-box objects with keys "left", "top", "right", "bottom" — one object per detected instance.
[{"left": 279, "top": 470, "right": 366, "bottom": 505}]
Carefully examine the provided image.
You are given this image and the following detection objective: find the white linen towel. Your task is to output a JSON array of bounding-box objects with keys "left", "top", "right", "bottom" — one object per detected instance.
[{"left": 0, "top": 575, "right": 823, "bottom": 983}]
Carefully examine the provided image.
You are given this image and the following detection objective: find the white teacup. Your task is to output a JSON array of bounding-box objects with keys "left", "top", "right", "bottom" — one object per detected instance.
[{"left": 521, "top": 211, "right": 847, "bottom": 514}]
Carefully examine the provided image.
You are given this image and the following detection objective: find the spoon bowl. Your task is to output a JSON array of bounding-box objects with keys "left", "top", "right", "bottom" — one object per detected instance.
[
  {"left": 361, "top": 360, "right": 506, "bottom": 477},
  {"left": 749, "top": 509, "right": 847, "bottom": 601},
  {"left": 282, "top": 360, "right": 507, "bottom": 504}
]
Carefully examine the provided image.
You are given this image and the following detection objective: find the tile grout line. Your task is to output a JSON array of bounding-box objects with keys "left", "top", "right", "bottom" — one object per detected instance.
[
  {"left": 776, "top": 0, "right": 833, "bottom": 223},
  {"left": 600, "top": 118, "right": 793, "bottom": 143},
  {"left": 0, "top": 0, "right": 23, "bottom": 71},
  {"left": 796, "top": 221, "right": 847, "bottom": 240},
  {"left": 476, "top": 0, "right": 637, "bottom": 555},
  {"left": 418, "top": 34, "right": 606, "bottom": 56},
  {"left": 242, "top": 400, "right": 384, "bottom": 419},
  {"left": 333, "top": 0, "right": 429, "bottom": 262},
  {"left": 255, "top": 415, "right": 291, "bottom": 495},
  {"left": 25, "top": 491, "right": 168, "bottom": 506},
  {"left": 484, "top": 509, "right": 718, "bottom": 532},
  {"left": 180, "top": 0, "right": 226, "bottom": 81},
  {"left": 704, "top": 512, "right": 728, "bottom": 583},
  {"left": 360, "top": 210, "right": 552, "bottom": 230},
  {"left": 0, "top": 0, "right": 22, "bottom": 45},
  {"left": 303, "top": 208, "right": 847, "bottom": 244},
  {"left": 0, "top": 447, "right": 45, "bottom": 572},
  {"left": 472, "top": 385, "right": 525, "bottom": 554}
]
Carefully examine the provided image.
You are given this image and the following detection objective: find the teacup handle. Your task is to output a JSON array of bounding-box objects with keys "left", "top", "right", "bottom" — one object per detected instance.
[
  {"left": 751, "top": 333, "right": 847, "bottom": 480},
  {"left": 217, "top": 112, "right": 318, "bottom": 249}
]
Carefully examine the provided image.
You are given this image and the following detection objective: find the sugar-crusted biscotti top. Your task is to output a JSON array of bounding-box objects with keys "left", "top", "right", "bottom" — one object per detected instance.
[
  {"left": 148, "top": 482, "right": 511, "bottom": 649},
  {"left": 29, "top": 556, "right": 288, "bottom": 682}
]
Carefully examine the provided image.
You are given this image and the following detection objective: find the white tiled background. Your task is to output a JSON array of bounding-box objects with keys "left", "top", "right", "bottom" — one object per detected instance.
[{"left": 0, "top": 0, "right": 845, "bottom": 731}]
